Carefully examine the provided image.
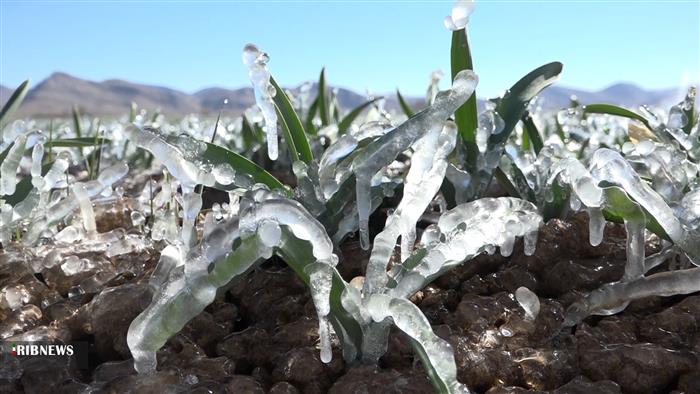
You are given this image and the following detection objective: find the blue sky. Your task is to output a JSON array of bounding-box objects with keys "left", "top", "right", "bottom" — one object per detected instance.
[{"left": 1, "top": 0, "right": 699, "bottom": 98}]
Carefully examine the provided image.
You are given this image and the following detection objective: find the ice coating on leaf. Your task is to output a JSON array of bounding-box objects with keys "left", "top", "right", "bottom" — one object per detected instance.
[
  {"left": 319, "top": 122, "right": 392, "bottom": 200},
  {"left": 547, "top": 157, "right": 603, "bottom": 208},
  {"left": 129, "top": 191, "right": 341, "bottom": 373},
  {"left": 515, "top": 286, "right": 540, "bottom": 321},
  {"left": 0, "top": 133, "right": 27, "bottom": 196},
  {"left": 590, "top": 149, "right": 690, "bottom": 252},
  {"left": 391, "top": 198, "right": 541, "bottom": 298},
  {"left": 565, "top": 267, "right": 700, "bottom": 326},
  {"left": 183, "top": 216, "right": 240, "bottom": 282},
  {"left": 125, "top": 125, "right": 216, "bottom": 188},
  {"left": 364, "top": 122, "right": 457, "bottom": 295},
  {"left": 367, "top": 295, "right": 468, "bottom": 393},
  {"left": 243, "top": 43, "right": 279, "bottom": 160},
  {"left": 444, "top": 0, "right": 475, "bottom": 31},
  {"left": 353, "top": 70, "right": 478, "bottom": 249},
  {"left": 71, "top": 183, "right": 96, "bottom": 234}
]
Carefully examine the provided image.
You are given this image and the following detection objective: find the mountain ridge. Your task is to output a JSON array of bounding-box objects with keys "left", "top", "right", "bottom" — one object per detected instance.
[{"left": 0, "top": 72, "right": 687, "bottom": 118}]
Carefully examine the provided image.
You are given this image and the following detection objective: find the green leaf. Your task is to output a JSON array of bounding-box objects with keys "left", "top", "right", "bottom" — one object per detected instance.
[
  {"left": 274, "top": 105, "right": 300, "bottom": 163},
  {"left": 318, "top": 68, "right": 330, "bottom": 126},
  {"left": 682, "top": 88, "right": 696, "bottom": 135},
  {"left": 396, "top": 89, "right": 415, "bottom": 118},
  {"left": 72, "top": 105, "right": 82, "bottom": 138},
  {"left": 269, "top": 77, "right": 313, "bottom": 163},
  {"left": 241, "top": 115, "right": 261, "bottom": 149},
  {"left": 0, "top": 80, "right": 30, "bottom": 129},
  {"left": 450, "top": 29, "right": 479, "bottom": 164},
  {"left": 201, "top": 142, "right": 289, "bottom": 194},
  {"left": 492, "top": 62, "right": 563, "bottom": 148},
  {"left": 337, "top": 97, "right": 382, "bottom": 134},
  {"left": 305, "top": 95, "right": 319, "bottom": 135},
  {"left": 583, "top": 103, "right": 652, "bottom": 131},
  {"left": 521, "top": 111, "right": 544, "bottom": 155}
]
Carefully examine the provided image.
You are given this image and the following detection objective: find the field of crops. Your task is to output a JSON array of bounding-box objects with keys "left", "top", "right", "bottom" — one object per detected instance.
[{"left": 1, "top": 1, "right": 699, "bottom": 393}]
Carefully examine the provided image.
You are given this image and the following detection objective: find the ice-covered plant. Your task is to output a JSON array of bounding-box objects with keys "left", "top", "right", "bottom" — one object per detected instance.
[{"left": 493, "top": 87, "right": 700, "bottom": 326}]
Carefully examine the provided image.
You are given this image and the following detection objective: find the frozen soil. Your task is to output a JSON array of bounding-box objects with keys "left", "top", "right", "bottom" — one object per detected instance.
[{"left": 1, "top": 203, "right": 699, "bottom": 394}]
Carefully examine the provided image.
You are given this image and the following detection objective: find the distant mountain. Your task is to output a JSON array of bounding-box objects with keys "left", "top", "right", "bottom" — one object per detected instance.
[
  {"left": 537, "top": 83, "right": 681, "bottom": 111},
  {"left": 2, "top": 72, "right": 688, "bottom": 118}
]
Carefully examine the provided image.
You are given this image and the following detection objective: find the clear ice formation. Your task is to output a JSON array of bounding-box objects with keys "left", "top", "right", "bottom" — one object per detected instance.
[
  {"left": 128, "top": 189, "right": 341, "bottom": 373},
  {"left": 23, "top": 163, "right": 129, "bottom": 245},
  {"left": 125, "top": 125, "right": 216, "bottom": 189},
  {"left": 387, "top": 197, "right": 542, "bottom": 298},
  {"left": 242, "top": 44, "right": 279, "bottom": 160},
  {"left": 367, "top": 294, "right": 469, "bottom": 393},
  {"left": 351, "top": 70, "right": 478, "bottom": 249},
  {"left": 0, "top": 133, "right": 28, "bottom": 196},
  {"left": 444, "top": 0, "right": 475, "bottom": 31},
  {"left": 363, "top": 121, "right": 458, "bottom": 295},
  {"left": 515, "top": 286, "right": 540, "bottom": 321}
]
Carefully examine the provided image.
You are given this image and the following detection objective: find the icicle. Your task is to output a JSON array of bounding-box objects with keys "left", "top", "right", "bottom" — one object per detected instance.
[
  {"left": 0, "top": 133, "right": 28, "bottom": 196},
  {"left": 242, "top": 43, "right": 279, "bottom": 160},
  {"left": 352, "top": 70, "right": 478, "bottom": 249},
  {"left": 305, "top": 262, "right": 335, "bottom": 363},
  {"left": 622, "top": 217, "right": 645, "bottom": 281},
  {"left": 587, "top": 206, "right": 605, "bottom": 246},
  {"left": 515, "top": 286, "right": 540, "bottom": 321},
  {"left": 180, "top": 190, "right": 202, "bottom": 247}
]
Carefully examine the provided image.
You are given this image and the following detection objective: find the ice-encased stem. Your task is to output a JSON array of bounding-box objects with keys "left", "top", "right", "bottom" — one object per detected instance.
[
  {"left": 590, "top": 149, "right": 689, "bottom": 252},
  {"left": 352, "top": 70, "right": 478, "bottom": 249},
  {"left": 0, "top": 134, "right": 28, "bottom": 196},
  {"left": 564, "top": 267, "right": 700, "bottom": 327},
  {"left": 128, "top": 235, "right": 266, "bottom": 373},
  {"left": 367, "top": 294, "right": 469, "bottom": 394},
  {"left": 125, "top": 125, "right": 216, "bottom": 188},
  {"left": 364, "top": 122, "right": 457, "bottom": 295},
  {"left": 242, "top": 44, "right": 279, "bottom": 160}
]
